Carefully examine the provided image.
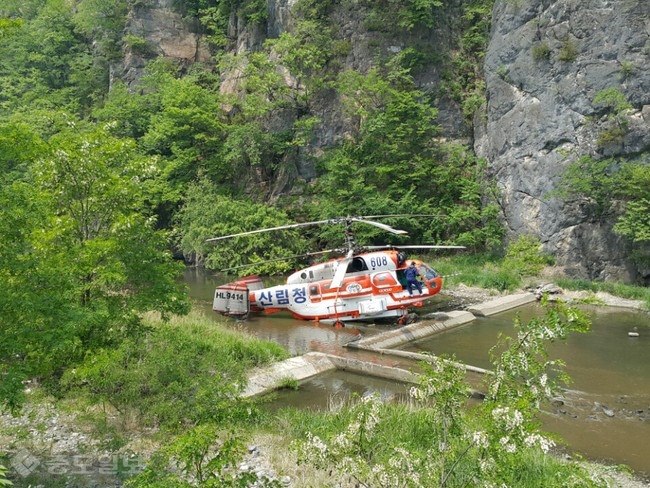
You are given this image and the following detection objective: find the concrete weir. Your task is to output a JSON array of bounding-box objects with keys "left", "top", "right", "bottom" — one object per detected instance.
[
  {"left": 467, "top": 292, "right": 537, "bottom": 317},
  {"left": 243, "top": 292, "right": 537, "bottom": 397},
  {"left": 348, "top": 310, "right": 475, "bottom": 350}
]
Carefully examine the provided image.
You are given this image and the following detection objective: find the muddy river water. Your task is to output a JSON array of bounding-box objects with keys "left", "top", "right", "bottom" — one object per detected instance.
[{"left": 185, "top": 268, "right": 650, "bottom": 476}]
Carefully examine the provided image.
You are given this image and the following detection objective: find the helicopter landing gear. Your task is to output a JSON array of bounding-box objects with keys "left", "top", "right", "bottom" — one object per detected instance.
[{"left": 398, "top": 313, "right": 418, "bottom": 326}]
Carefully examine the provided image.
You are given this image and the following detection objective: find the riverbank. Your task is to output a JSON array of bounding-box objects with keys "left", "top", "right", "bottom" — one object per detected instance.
[
  {"left": 443, "top": 282, "right": 648, "bottom": 312},
  {"left": 236, "top": 285, "right": 650, "bottom": 487},
  {"left": 2, "top": 286, "right": 648, "bottom": 487}
]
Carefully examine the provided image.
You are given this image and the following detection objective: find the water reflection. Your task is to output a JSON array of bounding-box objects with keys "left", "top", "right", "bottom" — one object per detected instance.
[{"left": 264, "top": 370, "right": 412, "bottom": 412}]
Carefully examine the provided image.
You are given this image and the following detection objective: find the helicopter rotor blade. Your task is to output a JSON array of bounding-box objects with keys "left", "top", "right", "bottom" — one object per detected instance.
[
  {"left": 358, "top": 214, "right": 437, "bottom": 219},
  {"left": 349, "top": 218, "right": 408, "bottom": 235},
  {"left": 205, "top": 220, "right": 340, "bottom": 242},
  {"left": 206, "top": 215, "right": 420, "bottom": 243},
  {"left": 218, "top": 249, "right": 338, "bottom": 272},
  {"left": 330, "top": 249, "right": 354, "bottom": 289},
  {"left": 364, "top": 245, "right": 466, "bottom": 250}
]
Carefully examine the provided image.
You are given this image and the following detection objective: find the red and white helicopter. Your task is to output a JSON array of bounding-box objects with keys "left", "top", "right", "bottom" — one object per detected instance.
[{"left": 207, "top": 216, "right": 464, "bottom": 325}]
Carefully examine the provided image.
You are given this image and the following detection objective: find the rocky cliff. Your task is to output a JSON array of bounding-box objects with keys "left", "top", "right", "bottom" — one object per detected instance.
[
  {"left": 476, "top": 0, "right": 650, "bottom": 282},
  {"left": 117, "top": 0, "right": 650, "bottom": 283}
]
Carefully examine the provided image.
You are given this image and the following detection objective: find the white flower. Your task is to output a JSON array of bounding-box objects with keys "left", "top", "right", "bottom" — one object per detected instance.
[
  {"left": 472, "top": 431, "right": 489, "bottom": 448},
  {"left": 524, "top": 433, "right": 555, "bottom": 453}
]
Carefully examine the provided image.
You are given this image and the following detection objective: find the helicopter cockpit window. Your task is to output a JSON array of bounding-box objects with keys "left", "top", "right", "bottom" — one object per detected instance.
[
  {"left": 419, "top": 264, "right": 439, "bottom": 280},
  {"left": 346, "top": 257, "right": 368, "bottom": 273}
]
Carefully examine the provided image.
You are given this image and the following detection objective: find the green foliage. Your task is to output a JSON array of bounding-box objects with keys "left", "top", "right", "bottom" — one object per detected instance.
[
  {"left": 126, "top": 424, "right": 281, "bottom": 487},
  {"left": 398, "top": 0, "right": 444, "bottom": 30},
  {"left": 191, "top": 0, "right": 268, "bottom": 50},
  {"left": 555, "top": 155, "right": 615, "bottom": 217},
  {"left": 0, "top": 0, "right": 108, "bottom": 116},
  {"left": 198, "top": 6, "right": 230, "bottom": 49},
  {"left": 0, "top": 121, "right": 189, "bottom": 411},
  {"left": 557, "top": 153, "right": 650, "bottom": 270},
  {"left": 363, "top": 0, "right": 444, "bottom": 32},
  {"left": 123, "top": 34, "right": 152, "bottom": 56},
  {"left": 434, "top": 245, "right": 549, "bottom": 292},
  {"left": 0, "top": 181, "right": 86, "bottom": 410},
  {"left": 613, "top": 162, "right": 650, "bottom": 243},
  {"left": 554, "top": 276, "right": 650, "bottom": 308},
  {"left": 619, "top": 60, "right": 635, "bottom": 80},
  {"left": 277, "top": 377, "right": 300, "bottom": 390},
  {"left": 591, "top": 88, "right": 631, "bottom": 149},
  {"left": 175, "top": 179, "right": 309, "bottom": 273},
  {"left": 290, "top": 300, "right": 604, "bottom": 487},
  {"left": 596, "top": 126, "right": 627, "bottom": 149},
  {"left": 504, "top": 234, "right": 554, "bottom": 276},
  {"left": 0, "top": 17, "right": 23, "bottom": 37},
  {"left": 443, "top": 0, "right": 493, "bottom": 122},
  {"left": 592, "top": 87, "right": 632, "bottom": 115},
  {"left": 0, "top": 463, "right": 11, "bottom": 486},
  {"left": 265, "top": 19, "right": 333, "bottom": 90},
  {"left": 312, "top": 62, "right": 503, "bottom": 250},
  {"left": 63, "top": 311, "right": 287, "bottom": 428},
  {"left": 93, "top": 81, "right": 157, "bottom": 138},
  {"left": 0, "top": 120, "right": 47, "bottom": 179},
  {"left": 532, "top": 42, "right": 551, "bottom": 61},
  {"left": 460, "top": 1, "right": 494, "bottom": 56},
  {"left": 557, "top": 37, "right": 578, "bottom": 62},
  {"left": 73, "top": 0, "right": 128, "bottom": 60},
  {"left": 496, "top": 64, "right": 509, "bottom": 80}
]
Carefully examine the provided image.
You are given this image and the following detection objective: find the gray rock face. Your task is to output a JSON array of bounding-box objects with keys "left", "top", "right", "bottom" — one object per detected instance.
[
  {"left": 476, "top": 0, "right": 650, "bottom": 282},
  {"left": 112, "top": 0, "right": 212, "bottom": 89}
]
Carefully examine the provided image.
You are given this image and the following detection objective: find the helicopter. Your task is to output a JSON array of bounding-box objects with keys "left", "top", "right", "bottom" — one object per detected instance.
[{"left": 207, "top": 216, "right": 465, "bottom": 326}]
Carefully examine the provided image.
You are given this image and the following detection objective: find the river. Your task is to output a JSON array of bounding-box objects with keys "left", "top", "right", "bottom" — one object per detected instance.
[{"left": 184, "top": 267, "right": 650, "bottom": 477}]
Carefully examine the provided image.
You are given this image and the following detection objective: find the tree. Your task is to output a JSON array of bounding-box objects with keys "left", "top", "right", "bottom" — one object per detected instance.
[
  {"left": 558, "top": 154, "right": 650, "bottom": 269},
  {"left": 0, "top": 120, "right": 47, "bottom": 179},
  {"left": 175, "top": 178, "right": 309, "bottom": 273},
  {"left": 612, "top": 162, "right": 650, "bottom": 243},
  {"left": 72, "top": 0, "right": 128, "bottom": 61},
  {"left": 0, "top": 122, "right": 189, "bottom": 411},
  {"left": 311, "top": 64, "right": 502, "bottom": 250},
  {"left": 0, "top": 0, "right": 108, "bottom": 116}
]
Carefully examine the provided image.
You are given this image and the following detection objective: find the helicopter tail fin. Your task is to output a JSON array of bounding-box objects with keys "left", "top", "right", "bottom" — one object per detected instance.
[{"left": 213, "top": 275, "right": 264, "bottom": 317}]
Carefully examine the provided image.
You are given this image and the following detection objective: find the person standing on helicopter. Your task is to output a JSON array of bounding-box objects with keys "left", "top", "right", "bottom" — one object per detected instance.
[{"left": 405, "top": 261, "right": 423, "bottom": 295}]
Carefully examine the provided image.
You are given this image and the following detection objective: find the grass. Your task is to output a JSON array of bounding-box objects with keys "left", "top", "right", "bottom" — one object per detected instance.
[
  {"left": 427, "top": 252, "right": 527, "bottom": 292},
  {"left": 427, "top": 252, "right": 650, "bottom": 309},
  {"left": 266, "top": 400, "right": 603, "bottom": 488},
  {"left": 555, "top": 277, "right": 650, "bottom": 308},
  {"left": 276, "top": 377, "right": 300, "bottom": 390},
  {"left": 61, "top": 309, "right": 290, "bottom": 430}
]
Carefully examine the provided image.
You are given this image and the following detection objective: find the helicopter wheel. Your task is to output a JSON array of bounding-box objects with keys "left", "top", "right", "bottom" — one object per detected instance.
[{"left": 398, "top": 313, "right": 418, "bottom": 326}]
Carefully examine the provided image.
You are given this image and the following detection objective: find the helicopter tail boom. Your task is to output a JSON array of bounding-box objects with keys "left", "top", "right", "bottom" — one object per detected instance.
[{"left": 213, "top": 275, "right": 264, "bottom": 317}]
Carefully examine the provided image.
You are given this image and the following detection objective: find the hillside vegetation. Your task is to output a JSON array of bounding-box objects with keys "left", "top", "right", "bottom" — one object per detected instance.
[{"left": 1, "top": 0, "right": 649, "bottom": 486}]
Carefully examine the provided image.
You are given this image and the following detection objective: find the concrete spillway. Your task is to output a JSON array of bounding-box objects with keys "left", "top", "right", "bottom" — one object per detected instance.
[{"left": 242, "top": 293, "right": 537, "bottom": 397}]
